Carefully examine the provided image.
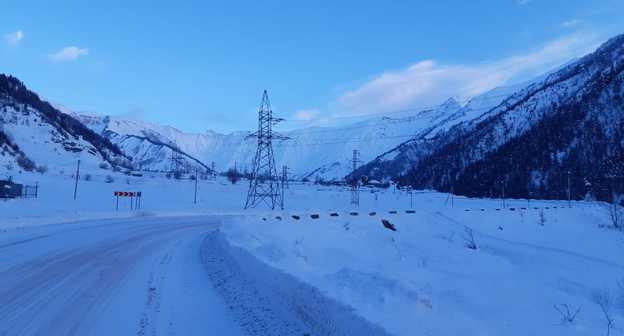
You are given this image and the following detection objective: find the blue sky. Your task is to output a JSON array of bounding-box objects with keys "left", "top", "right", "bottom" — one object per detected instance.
[{"left": 2, "top": 0, "right": 624, "bottom": 133}]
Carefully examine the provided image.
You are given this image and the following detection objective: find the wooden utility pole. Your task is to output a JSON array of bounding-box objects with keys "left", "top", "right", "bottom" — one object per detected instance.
[
  {"left": 567, "top": 170, "right": 571, "bottom": 208},
  {"left": 73, "top": 159, "right": 80, "bottom": 200},
  {"left": 350, "top": 150, "right": 361, "bottom": 207},
  {"left": 194, "top": 168, "right": 198, "bottom": 204}
]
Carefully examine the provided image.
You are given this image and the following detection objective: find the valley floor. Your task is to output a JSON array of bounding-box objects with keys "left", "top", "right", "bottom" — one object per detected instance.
[
  {"left": 0, "top": 216, "right": 384, "bottom": 335},
  {"left": 1, "top": 173, "right": 623, "bottom": 335}
]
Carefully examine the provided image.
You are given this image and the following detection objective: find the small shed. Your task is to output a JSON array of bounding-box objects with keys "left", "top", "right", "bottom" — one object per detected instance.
[{"left": 0, "top": 179, "right": 23, "bottom": 198}]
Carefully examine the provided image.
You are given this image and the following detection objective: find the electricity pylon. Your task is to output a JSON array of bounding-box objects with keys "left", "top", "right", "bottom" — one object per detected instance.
[{"left": 245, "top": 90, "right": 288, "bottom": 210}]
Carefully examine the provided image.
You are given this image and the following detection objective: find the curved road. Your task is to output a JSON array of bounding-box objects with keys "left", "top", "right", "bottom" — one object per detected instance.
[{"left": 0, "top": 216, "right": 245, "bottom": 336}]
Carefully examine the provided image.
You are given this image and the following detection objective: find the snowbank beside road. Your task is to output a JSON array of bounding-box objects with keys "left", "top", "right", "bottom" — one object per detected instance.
[
  {"left": 201, "top": 231, "right": 390, "bottom": 336},
  {"left": 222, "top": 206, "right": 624, "bottom": 336}
]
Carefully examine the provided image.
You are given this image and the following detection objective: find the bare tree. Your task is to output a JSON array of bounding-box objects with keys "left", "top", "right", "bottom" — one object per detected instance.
[
  {"left": 226, "top": 168, "right": 241, "bottom": 184},
  {"left": 603, "top": 193, "right": 623, "bottom": 230},
  {"left": 462, "top": 227, "right": 478, "bottom": 250},
  {"left": 594, "top": 290, "right": 615, "bottom": 336},
  {"left": 553, "top": 303, "right": 581, "bottom": 325},
  {"left": 538, "top": 208, "right": 547, "bottom": 226}
]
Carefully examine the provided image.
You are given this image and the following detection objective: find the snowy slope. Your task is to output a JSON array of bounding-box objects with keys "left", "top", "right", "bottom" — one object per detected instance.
[
  {"left": 357, "top": 33, "right": 624, "bottom": 201},
  {"left": 0, "top": 75, "right": 131, "bottom": 177},
  {"left": 65, "top": 112, "right": 212, "bottom": 173},
  {"left": 392, "top": 33, "right": 624, "bottom": 200},
  {"left": 224, "top": 201, "right": 623, "bottom": 336}
]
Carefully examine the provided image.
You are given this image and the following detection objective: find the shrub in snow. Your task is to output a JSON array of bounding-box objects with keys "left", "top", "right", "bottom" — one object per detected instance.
[
  {"left": 329, "top": 212, "right": 339, "bottom": 217},
  {"left": 292, "top": 215, "right": 300, "bottom": 220},
  {"left": 16, "top": 155, "right": 35, "bottom": 171},
  {"left": 310, "top": 214, "right": 320, "bottom": 219},
  {"left": 462, "top": 227, "right": 478, "bottom": 250},
  {"left": 381, "top": 219, "right": 397, "bottom": 232},
  {"left": 104, "top": 175, "right": 114, "bottom": 183},
  {"left": 538, "top": 209, "right": 546, "bottom": 226},
  {"left": 369, "top": 211, "right": 377, "bottom": 216},
  {"left": 226, "top": 168, "right": 241, "bottom": 184},
  {"left": 98, "top": 162, "right": 109, "bottom": 170},
  {"left": 389, "top": 210, "right": 397, "bottom": 214},
  {"left": 35, "top": 165, "right": 47, "bottom": 174},
  {"left": 553, "top": 304, "right": 581, "bottom": 325},
  {"left": 349, "top": 212, "right": 358, "bottom": 216}
]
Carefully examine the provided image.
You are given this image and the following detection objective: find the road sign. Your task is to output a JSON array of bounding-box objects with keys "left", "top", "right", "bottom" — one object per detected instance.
[{"left": 114, "top": 191, "right": 142, "bottom": 211}]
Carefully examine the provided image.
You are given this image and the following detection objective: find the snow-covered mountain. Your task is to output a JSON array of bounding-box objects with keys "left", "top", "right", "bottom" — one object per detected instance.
[
  {"left": 63, "top": 113, "right": 214, "bottom": 174},
  {"left": 3, "top": 36, "right": 591, "bottom": 185},
  {"left": 357, "top": 33, "right": 624, "bottom": 201},
  {"left": 0, "top": 75, "right": 131, "bottom": 177},
  {"left": 68, "top": 99, "right": 472, "bottom": 180},
  {"left": 63, "top": 79, "right": 531, "bottom": 181}
]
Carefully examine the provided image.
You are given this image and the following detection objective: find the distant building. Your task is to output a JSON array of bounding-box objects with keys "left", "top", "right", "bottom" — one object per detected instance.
[{"left": 0, "top": 179, "right": 23, "bottom": 198}]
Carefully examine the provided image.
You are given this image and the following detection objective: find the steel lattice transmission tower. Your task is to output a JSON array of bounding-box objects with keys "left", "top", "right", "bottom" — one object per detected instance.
[{"left": 245, "top": 90, "right": 288, "bottom": 210}]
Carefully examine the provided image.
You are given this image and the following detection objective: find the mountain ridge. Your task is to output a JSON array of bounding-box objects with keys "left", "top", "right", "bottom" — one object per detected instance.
[{"left": 356, "top": 33, "right": 624, "bottom": 201}]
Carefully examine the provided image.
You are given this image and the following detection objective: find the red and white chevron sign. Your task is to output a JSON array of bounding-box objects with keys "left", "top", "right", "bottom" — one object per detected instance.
[
  {"left": 114, "top": 191, "right": 143, "bottom": 211},
  {"left": 114, "top": 191, "right": 142, "bottom": 197}
]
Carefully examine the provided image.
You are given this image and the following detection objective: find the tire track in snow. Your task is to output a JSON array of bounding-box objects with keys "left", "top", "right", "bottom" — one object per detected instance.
[
  {"left": 137, "top": 241, "right": 178, "bottom": 336},
  {"left": 0, "top": 221, "right": 211, "bottom": 335},
  {"left": 201, "top": 230, "right": 391, "bottom": 336}
]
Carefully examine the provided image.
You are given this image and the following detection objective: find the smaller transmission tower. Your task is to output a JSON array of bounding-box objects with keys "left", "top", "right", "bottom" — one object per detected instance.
[
  {"left": 350, "top": 149, "right": 361, "bottom": 207},
  {"left": 282, "top": 165, "right": 289, "bottom": 189},
  {"left": 169, "top": 147, "right": 183, "bottom": 176},
  {"left": 211, "top": 161, "right": 217, "bottom": 180},
  {"left": 245, "top": 90, "right": 288, "bottom": 210}
]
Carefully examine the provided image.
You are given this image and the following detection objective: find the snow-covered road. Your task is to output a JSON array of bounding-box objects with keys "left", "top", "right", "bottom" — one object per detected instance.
[
  {"left": 0, "top": 216, "right": 244, "bottom": 335},
  {"left": 0, "top": 216, "right": 388, "bottom": 336}
]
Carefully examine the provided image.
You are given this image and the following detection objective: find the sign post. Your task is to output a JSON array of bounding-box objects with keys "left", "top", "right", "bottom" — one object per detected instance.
[{"left": 114, "top": 191, "right": 141, "bottom": 211}]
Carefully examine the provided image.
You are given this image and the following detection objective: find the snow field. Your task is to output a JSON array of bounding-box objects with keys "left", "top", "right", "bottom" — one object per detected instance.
[
  {"left": 223, "top": 203, "right": 624, "bottom": 335},
  {"left": 2, "top": 171, "right": 623, "bottom": 335}
]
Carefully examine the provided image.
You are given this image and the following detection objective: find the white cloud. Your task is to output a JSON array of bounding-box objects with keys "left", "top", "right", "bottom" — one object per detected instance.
[
  {"left": 561, "top": 19, "right": 581, "bottom": 28},
  {"left": 49, "top": 46, "right": 89, "bottom": 62},
  {"left": 335, "top": 32, "right": 602, "bottom": 116},
  {"left": 4, "top": 30, "right": 24, "bottom": 46},
  {"left": 293, "top": 108, "right": 320, "bottom": 122}
]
